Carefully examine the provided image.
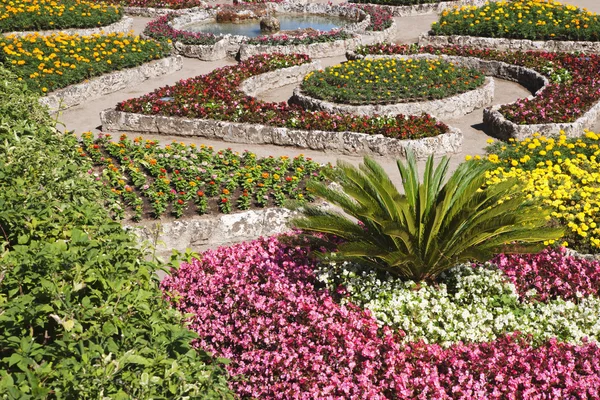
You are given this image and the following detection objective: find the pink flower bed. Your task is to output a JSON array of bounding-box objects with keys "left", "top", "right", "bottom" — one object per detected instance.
[
  {"left": 162, "top": 237, "right": 600, "bottom": 398},
  {"left": 493, "top": 247, "right": 600, "bottom": 302}
]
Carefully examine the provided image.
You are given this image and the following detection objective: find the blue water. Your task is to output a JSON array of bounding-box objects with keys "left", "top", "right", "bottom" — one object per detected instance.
[{"left": 183, "top": 14, "right": 347, "bottom": 37}]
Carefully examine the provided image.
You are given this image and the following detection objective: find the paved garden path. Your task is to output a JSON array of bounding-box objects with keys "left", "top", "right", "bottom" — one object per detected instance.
[{"left": 59, "top": 0, "right": 600, "bottom": 179}]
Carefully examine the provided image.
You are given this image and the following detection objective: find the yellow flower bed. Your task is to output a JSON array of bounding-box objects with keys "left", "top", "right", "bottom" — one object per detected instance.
[
  {"left": 485, "top": 131, "right": 600, "bottom": 252},
  {"left": 0, "top": 32, "right": 168, "bottom": 93},
  {"left": 432, "top": 0, "right": 600, "bottom": 41},
  {"left": 0, "top": 0, "right": 122, "bottom": 32}
]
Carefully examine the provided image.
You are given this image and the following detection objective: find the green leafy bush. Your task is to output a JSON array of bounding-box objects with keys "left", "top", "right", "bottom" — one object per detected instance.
[
  {"left": 0, "top": 68, "right": 234, "bottom": 398},
  {"left": 293, "top": 152, "right": 563, "bottom": 281}
]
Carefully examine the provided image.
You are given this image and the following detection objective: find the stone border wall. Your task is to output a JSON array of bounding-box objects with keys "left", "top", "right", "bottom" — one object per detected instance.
[
  {"left": 123, "top": 5, "right": 205, "bottom": 17},
  {"left": 127, "top": 207, "right": 295, "bottom": 257},
  {"left": 238, "top": 21, "right": 394, "bottom": 60},
  {"left": 419, "top": 33, "right": 600, "bottom": 54},
  {"left": 40, "top": 56, "right": 183, "bottom": 113},
  {"left": 349, "top": 0, "right": 497, "bottom": 17},
  {"left": 292, "top": 76, "right": 494, "bottom": 120},
  {"left": 3, "top": 16, "right": 133, "bottom": 38},
  {"left": 239, "top": 61, "right": 322, "bottom": 97},
  {"left": 100, "top": 107, "right": 463, "bottom": 158}
]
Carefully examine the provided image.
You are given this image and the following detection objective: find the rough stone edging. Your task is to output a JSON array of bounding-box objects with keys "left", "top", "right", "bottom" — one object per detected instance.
[
  {"left": 123, "top": 5, "right": 205, "bottom": 17},
  {"left": 350, "top": 51, "right": 599, "bottom": 139},
  {"left": 565, "top": 248, "right": 600, "bottom": 262},
  {"left": 418, "top": 33, "right": 600, "bottom": 55},
  {"left": 292, "top": 75, "right": 494, "bottom": 120},
  {"left": 238, "top": 20, "right": 394, "bottom": 60},
  {"left": 3, "top": 16, "right": 133, "bottom": 38},
  {"left": 126, "top": 207, "right": 296, "bottom": 257},
  {"left": 350, "top": 0, "right": 498, "bottom": 17},
  {"left": 239, "top": 61, "right": 323, "bottom": 97},
  {"left": 40, "top": 56, "right": 183, "bottom": 113}
]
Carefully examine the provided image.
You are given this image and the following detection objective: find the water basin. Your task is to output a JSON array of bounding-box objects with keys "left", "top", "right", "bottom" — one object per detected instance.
[{"left": 182, "top": 13, "right": 349, "bottom": 37}]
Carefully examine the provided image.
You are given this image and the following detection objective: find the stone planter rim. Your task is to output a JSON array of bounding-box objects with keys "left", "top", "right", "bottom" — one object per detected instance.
[{"left": 2, "top": 16, "right": 133, "bottom": 38}]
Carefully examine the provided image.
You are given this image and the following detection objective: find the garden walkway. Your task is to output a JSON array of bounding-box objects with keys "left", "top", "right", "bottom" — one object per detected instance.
[{"left": 58, "top": 0, "right": 600, "bottom": 178}]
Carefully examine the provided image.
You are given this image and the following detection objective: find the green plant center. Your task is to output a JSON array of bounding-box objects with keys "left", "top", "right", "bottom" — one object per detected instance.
[{"left": 301, "top": 58, "right": 485, "bottom": 105}]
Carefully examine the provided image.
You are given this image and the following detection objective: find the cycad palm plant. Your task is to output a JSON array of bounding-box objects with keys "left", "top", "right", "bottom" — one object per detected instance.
[{"left": 292, "top": 152, "right": 563, "bottom": 281}]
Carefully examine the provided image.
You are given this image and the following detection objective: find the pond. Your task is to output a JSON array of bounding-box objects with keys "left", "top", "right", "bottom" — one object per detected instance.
[{"left": 182, "top": 13, "right": 349, "bottom": 37}]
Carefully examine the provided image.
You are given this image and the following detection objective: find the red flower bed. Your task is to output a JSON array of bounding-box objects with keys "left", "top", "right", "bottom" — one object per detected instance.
[
  {"left": 117, "top": 53, "right": 449, "bottom": 140},
  {"left": 354, "top": 43, "right": 600, "bottom": 125},
  {"left": 162, "top": 237, "right": 600, "bottom": 398},
  {"left": 493, "top": 247, "right": 600, "bottom": 302}
]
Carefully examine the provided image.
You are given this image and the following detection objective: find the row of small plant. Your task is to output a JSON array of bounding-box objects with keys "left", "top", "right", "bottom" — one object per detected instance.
[
  {"left": 97, "top": 0, "right": 204, "bottom": 10},
  {"left": 0, "top": 0, "right": 122, "bottom": 32},
  {"left": 0, "top": 32, "right": 168, "bottom": 94},
  {"left": 483, "top": 132, "right": 600, "bottom": 253},
  {"left": 432, "top": 0, "right": 600, "bottom": 41},
  {"left": 302, "top": 57, "right": 485, "bottom": 105},
  {"left": 350, "top": 0, "right": 455, "bottom": 5},
  {"left": 0, "top": 67, "right": 234, "bottom": 398},
  {"left": 354, "top": 43, "right": 600, "bottom": 125},
  {"left": 116, "top": 53, "right": 449, "bottom": 139},
  {"left": 80, "top": 132, "right": 325, "bottom": 221},
  {"left": 144, "top": 13, "right": 220, "bottom": 46},
  {"left": 246, "top": 29, "right": 353, "bottom": 46}
]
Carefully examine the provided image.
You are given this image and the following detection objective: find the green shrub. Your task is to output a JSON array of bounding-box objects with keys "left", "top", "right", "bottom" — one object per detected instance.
[
  {"left": 0, "top": 68, "right": 234, "bottom": 398},
  {"left": 292, "top": 152, "right": 563, "bottom": 281}
]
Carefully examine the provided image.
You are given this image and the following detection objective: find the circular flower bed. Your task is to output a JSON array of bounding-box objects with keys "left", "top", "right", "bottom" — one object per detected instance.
[
  {"left": 80, "top": 132, "right": 325, "bottom": 220},
  {"left": 302, "top": 57, "right": 484, "bottom": 105},
  {"left": 116, "top": 53, "right": 449, "bottom": 140},
  {"left": 0, "top": 0, "right": 122, "bottom": 33},
  {"left": 432, "top": 0, "right": 600, "bottom": 41},
  {"left": 162, "top": 236, "right": 600, "bottom": 398},
  {"left": 0, "top": 32, "right": 168, "bottom": 94}
]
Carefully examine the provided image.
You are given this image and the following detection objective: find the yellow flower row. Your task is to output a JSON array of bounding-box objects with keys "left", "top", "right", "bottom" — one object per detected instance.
[{"left": 485, "top": 131, "right": 600, "bottom": 251}]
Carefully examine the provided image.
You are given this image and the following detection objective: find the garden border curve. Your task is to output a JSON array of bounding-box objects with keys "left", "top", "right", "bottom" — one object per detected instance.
[
  {"left": 348, "top": 0, "right": 498, "bottom": 17},
  {"left": 123, "top": 5, "right": 205, "bottom": 17},
  {"left": 418, "top": 33, "right": 600, "bottom": 55},
  {"left": 40, "top": 55, "right": 183, "bottom": 113},
  {"left": 3, "top": 16, "right": 134, "bottom": 38}
]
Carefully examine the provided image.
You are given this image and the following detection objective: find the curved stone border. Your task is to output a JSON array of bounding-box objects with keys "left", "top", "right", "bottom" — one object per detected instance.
[
  {"left": 566, "top": 248, "right": 600, "bottom": 262},
  {"left": 100, "top": 61, "right": 462, "bottom": 158},
  {"left": 127, "top": 207, "right": 295, "bottom": 258},
  {"left": 3, "top": 16, "right": 133, "bottom": 38},
  {"left": 40, "top": 56, "right": 183, "bottom": 113},
  {"left": 123, "top": 5, "right": 205, "bottom": 17},
  {"left": 349, "top": 0, "right": 497, "bottom": 17},
  {"left": 291, "top": 76, "right": 494, "bottom": 120},
  {"left": 419, "top": 33, "right": 600, "bottom": 55}
]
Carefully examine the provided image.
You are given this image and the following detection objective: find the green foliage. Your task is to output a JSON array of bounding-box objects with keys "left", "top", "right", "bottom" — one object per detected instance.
[
  {"left": 292, "top": 152, "right": 563, "bottom": 281},
  {"left": 0, "top": 68, "right": 234, "bottom": 398}
]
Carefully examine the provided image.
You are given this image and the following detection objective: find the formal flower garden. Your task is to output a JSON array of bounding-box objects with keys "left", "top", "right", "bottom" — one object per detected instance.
[
  {"left": 0, "top": 0, "right": 122, "bottom": 32},
  {"left": 301, "top": 57, "right": 485, "bottom": 104},
  {"left": 3, "top": 0, "right": 600, "bottom": 398}
]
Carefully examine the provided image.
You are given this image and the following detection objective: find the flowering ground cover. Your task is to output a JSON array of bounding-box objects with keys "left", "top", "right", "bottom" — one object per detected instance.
[
  {"left": 354, "top": 43, "right": 600, "bottom": 125},
  {"left": 97, "top": 0, "right": 204, "bottom": 9},
  {"left": 144, "top": 13, "right": 220, "bottom": 45},
  {"left": 0, "top": 0, "right": 122, "bottom": 32},
  {"left": 0, "top": 32, "right": 168, "bottom": 94},
  {"left": 162, "top": 236, "right": 600, "bottom": 398},
  {"left": 302, "top": 57, "right": 485, "bottom": 105},
  {"left": 246, "top": 29, "right": 353, "bottom": 46},
  {"left": 482, "top": 131, "right": 600, "bottom": 253},
  {"left": 432, "top": 0, "right": 600, "bottom": 41},
  {"left": 349, "top": 0, "right": 454, "bottom": 5},
  {"left": 116, "top": 53, "right": 449, "bottom": 139},
  {"left": 80, "top": 132, "right": 325, "bottom": 220}
]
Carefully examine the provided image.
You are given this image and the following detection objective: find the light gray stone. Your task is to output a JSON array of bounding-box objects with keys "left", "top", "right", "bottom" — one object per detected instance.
[
  {"left": 419, "top": 33, "right": 600, "bottom": 55},
  {"left": 3, "top": 16, "right": 133, "bottom": 38},
  {"left": 123, "top": 5, "right": 205, "bottom": 17},
  {"left": 40, "top": 56, "right": 183, "bottom": 113},
  {"left": 362, "top": 0, "right": 499, "bottom": 17}
]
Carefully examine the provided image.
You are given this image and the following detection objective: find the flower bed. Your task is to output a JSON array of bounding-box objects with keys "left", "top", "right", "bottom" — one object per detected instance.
[
  {"left": 302, "top": 57, "right": 485, "bottom": 105},
  {"left": 144, "top": 13, "right": 220, "bottom": 45},
  {"left": 115, "top": 53, "right": 449, "bottom": 140},
  {"left": 432, "top": 0, "right": 600, "bottom": 42},
  {"left": 98, "top": 0, "right": 204, "bottom": 10},
  {"left": 162, "top": 236, "right": 600, "bottom": 398},
  {"left": 0, "top": 0, "right": 122, "bottom": 33},
  {"left": 353, "top": 43, "right": 600, "bottom": 137},
  {"left": 483, "top": 131, "right": 600, "bottom": 253},
  {"left": 0, "top": 32, "right": 168, "bottom": 95},
  {"left": 81, "top": 132, "right": 325, "bottom": 220}
]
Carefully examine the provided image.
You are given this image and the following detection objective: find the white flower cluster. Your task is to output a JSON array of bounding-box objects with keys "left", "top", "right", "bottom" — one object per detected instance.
[{"left": 316, "top": 263, "right": 600, "bottom": 347}]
